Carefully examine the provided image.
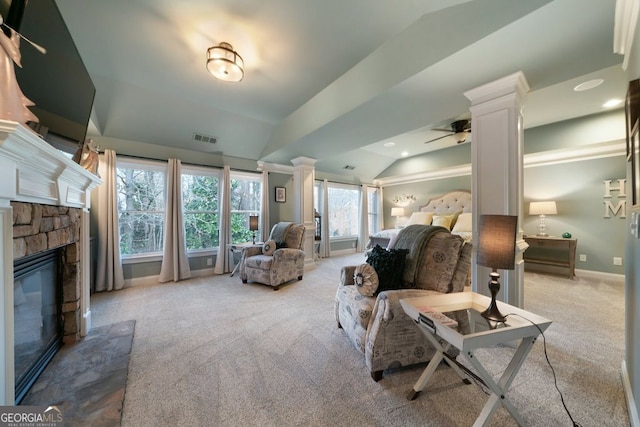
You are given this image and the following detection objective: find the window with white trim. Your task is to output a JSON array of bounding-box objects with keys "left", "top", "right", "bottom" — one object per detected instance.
[
  {"left": 327, "top": 183, "right": 359, "bottom": 238},
  {"left": 230, "top": 172, "right": 262, "bottom": 244},
  {"left": 182, "top": 166, "right": 220, "bottom": 251},
  {"left": 116, "top": 158, "right": 166, "bottom": 257},
  {"left": 368, "top": 187, "right": 380, "bottom": 234}
]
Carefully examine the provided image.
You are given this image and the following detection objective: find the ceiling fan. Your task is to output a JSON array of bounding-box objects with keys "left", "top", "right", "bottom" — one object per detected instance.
[{"left": 424, "top": 119, "right": 471, "bottom": 144}]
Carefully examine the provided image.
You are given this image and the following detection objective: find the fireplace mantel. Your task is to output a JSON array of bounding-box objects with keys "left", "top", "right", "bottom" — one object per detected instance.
[
  {"left": 0, "top": 120, "right": 101, "bottom": 207},
  {"left": 0, "top": 119, "right": 102, "bottom": 404}
]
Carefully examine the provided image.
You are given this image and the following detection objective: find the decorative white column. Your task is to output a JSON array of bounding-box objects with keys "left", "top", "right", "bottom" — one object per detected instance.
[
  {"left": 464, "top": 71, "right": 530, "bottom": 308},
  {"left": 291, "top": 157, "right": 316, "bottom": 268}
]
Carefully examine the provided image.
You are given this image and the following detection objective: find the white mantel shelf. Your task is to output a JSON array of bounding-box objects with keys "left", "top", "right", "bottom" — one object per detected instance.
[
  {"left": 0, "top": 119, "right": 102, "bottom": 207},
  {"left": 0, "top": 119, "right": 101, "bottom": 405}
]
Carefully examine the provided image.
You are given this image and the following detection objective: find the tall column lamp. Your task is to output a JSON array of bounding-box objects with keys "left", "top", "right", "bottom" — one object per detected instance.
[
  {"left": 477, "top": 214, "right": 518, "bottom": 323},
  {"left": 249, "top": 215, "right": 259, "bottom": 244}
]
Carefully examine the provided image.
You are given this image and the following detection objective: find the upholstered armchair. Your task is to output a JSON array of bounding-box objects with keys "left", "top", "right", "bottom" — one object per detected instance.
[
  {"left": 239, "top": 222, "right": 306, "bottom": 290},
  {"left": 335, "top": 225, "right": 472, "bottom": 381}
]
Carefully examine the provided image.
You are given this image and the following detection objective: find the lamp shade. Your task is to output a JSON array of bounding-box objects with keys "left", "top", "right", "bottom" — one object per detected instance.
[
  {"left": 249, "top": 215, "right": 259, "bottom": 231},
  {"left": 207, "top": 42, "right": 244, "bottom": 82},
  {"left": 476, "top": 215, "right": 518, "bottom": 270},
  {"left": 391, "top": 207, "right": 404, "bottom": 217},
  {"left": 529, "top": 201, "right": 557, "bottom": 215}
]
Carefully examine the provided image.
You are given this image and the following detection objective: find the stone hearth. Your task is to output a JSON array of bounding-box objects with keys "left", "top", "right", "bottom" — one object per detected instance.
[{"left": 12, "top": 202, "right": 82, "bottom": 343}]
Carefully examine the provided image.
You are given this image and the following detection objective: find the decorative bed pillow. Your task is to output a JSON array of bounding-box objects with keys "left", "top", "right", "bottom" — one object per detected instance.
[
  {"left": 354, "top": 263, "right": 379, "bottom": 296},
  {"left": 432, "top": 214, "right": 455, "bottom": 230},
  {"left": 366, "top": 244, "right": 408, "bottom": 294},
  {"left": 452, "top": 212, "right": 472, "bottom": 233},
  {"left": 262, "top": 240, "right": 276, "bottom": 256},
  {"left": 406, "top": 211, "right": 434, "bottom": 226}
]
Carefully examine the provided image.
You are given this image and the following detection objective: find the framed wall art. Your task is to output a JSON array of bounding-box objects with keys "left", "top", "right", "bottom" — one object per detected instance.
[{"left": 275, "top": 186, "right": 286, "bottom": 203}]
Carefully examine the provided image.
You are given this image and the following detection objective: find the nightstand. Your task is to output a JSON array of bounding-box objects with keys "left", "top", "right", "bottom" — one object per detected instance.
[{"left": 523, "top": 235, "right": 577, "bottom": 279}]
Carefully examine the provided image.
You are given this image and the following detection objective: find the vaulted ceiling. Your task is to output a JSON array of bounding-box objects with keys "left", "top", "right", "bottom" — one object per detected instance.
[{"left": 56, "top": 0, "right": 627, "bottom": 181}]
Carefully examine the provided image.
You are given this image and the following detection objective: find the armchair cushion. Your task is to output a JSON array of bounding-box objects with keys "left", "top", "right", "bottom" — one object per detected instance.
[
  {"left": 262, "top": 240, "right": 276, "bottom": 256},
  {"left": 365, "top": 245, "right": 408, "bottom": 294},
  {"left": 354, "top": 263, "right": 378, "bottom": 296}
]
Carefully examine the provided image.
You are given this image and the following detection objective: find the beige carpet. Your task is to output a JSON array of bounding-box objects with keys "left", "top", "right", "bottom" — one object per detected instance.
[{"left": 88, "top": 253, "right": 629, "bottom": 426}]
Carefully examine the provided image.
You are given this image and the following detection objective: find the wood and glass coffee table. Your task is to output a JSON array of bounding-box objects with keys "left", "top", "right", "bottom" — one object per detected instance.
[{"left": 400, "top": 292, "right": 552, "bottom": 427}]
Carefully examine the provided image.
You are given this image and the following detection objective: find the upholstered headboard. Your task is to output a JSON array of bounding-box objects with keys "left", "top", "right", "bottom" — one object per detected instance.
[{"left": 418, "top": 190, "right": 472, "bottom": 214}]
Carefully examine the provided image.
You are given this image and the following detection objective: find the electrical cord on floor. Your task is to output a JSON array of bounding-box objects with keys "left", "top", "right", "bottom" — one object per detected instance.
[{"left": 505, "top": 313, "right": 582, "bottom": 427}]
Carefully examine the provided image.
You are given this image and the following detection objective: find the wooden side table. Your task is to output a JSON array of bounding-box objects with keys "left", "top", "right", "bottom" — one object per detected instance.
[{"left": 523, "top": 235, "right": 577, "bottom": 279}]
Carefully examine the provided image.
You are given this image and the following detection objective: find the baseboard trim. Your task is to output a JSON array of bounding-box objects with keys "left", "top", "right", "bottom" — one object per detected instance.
[
  {"left": 575, "top": 268, "right": 625, "bottom": 283},
  {"left": 124, "top": 268, "right": 217, "bottom": 288},
  {"left": 329, "top": 248, "right": 358, "bottom": 257},
  {"left": 621, "top": 360, "right": 640, "bottom": 427}
]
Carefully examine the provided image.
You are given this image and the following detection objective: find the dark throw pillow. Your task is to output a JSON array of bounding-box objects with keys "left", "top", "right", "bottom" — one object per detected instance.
[{"left": 366, "top": 244, "right": 408, "bottom": 295}]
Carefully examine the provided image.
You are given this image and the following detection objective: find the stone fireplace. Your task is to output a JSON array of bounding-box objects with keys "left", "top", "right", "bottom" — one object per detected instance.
[
  {"left": 12, "top": 202, "right": 83, "bottom": 343},
  {"left": 0, "top": 120, "right": 101, "bottom": 404}
]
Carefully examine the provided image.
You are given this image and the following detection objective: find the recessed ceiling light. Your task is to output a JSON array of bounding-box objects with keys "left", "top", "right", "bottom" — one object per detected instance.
[
  {"left": 383, "top": 142, "right": 396, "bottom": 147},
  {"left": 401, "top": 151, "right": 409, "bottom": 157},
  {"left": 602, "top": 99, "right": 623, "bottom": 108},
  {"left": 573, "top": 79, "right": 604, "bottom": 92}
]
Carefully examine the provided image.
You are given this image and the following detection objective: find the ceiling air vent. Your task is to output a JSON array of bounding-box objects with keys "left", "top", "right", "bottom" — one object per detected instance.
[
  {"left": 343, "top": 165, "right": 355, "bottom": 170},
  {"left": 193, "top": 132, "right": 217, "bottom": 144}
]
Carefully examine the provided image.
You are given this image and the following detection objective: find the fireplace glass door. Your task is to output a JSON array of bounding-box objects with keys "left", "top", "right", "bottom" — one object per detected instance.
[{"left": 14, "top": 248, "right": 62, "bottom": 404}]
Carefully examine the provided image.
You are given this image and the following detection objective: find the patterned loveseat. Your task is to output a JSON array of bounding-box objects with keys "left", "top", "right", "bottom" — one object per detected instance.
[
  {"left": 334, "top": 225, "right": 472, "bottom": 381},
  {"left": 239, "top": 222, "right": 305, "bottom": 290}
]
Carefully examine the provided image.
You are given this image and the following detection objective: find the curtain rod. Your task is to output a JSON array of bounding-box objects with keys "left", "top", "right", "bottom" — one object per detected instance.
[
  {"left": 106, "top": 152, "right": 261, "bottom": 175},
  {"left": 314, "top": 178, "right": 378, "bottom": 187}
]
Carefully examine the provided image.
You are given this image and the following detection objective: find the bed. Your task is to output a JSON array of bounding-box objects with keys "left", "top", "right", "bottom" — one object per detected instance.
[{"left": 368, "top": 190, "right": 472, "bottom": 249}]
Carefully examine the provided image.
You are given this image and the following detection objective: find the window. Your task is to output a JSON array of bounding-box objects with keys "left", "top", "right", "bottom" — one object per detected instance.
[
  {"left": 368, "top": 187, "right": 380, "bottom": 234},
  {"left": 230, "top": 172, "right": 262, "bottom": 244},
  {"left": 116, "top": 159, "right": 166, "bottom": 256},
  {"left": 182, "top": 166, "right": 220, "bottom": 251},
  {"left": 327, "top": 184, "right": 359, "bottom": 238}
]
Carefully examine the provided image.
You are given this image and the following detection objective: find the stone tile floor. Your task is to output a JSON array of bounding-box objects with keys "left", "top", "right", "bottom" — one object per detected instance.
[{"left": 21, "top": 320, "right": 135, "bottom": 427}]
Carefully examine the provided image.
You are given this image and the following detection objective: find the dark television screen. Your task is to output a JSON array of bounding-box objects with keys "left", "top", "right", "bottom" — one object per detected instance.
[{"left": 3, "top": 0, "right": 95, "bottom": 144}]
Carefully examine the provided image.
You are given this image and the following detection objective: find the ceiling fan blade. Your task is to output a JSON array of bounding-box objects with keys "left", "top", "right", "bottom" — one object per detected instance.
[
  {"left": 431, "top": 128, "right": 454, "bottom": 132},
  {"left": 424, "top": 133, "right": 453, "bottom": 144}
]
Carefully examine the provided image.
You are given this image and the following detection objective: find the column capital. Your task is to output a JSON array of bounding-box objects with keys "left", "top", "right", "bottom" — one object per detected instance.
[
  {"left": 464, "top": 71, "right": 530, "bottom": 106},
  {"left": 291, "top": 157, "right": 317, "bottom": 168}
]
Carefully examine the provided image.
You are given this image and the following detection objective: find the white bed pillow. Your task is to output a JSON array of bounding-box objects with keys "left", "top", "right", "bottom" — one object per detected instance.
[
  {"left": 405, "top": 211, "right": 434, "bottom": 226},
  {"left": 452, "top": 212, "right": 472, "bottom": 233}
]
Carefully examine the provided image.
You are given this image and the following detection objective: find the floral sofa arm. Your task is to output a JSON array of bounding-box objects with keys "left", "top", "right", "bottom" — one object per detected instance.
[
  {"left": 364, "top": 288, "right": 469, "bottom": 381},
  {"left": 339, "top": 266, "right": 357, "bottom": 286}
]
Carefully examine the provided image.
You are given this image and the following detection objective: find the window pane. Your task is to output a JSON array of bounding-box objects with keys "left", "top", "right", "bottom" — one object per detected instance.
[
  {"left": 368, "top": 187, "right": 379, "bottom": 234},
  {"left": 117, "top": 166, "right": 166, "bottom": 256},
  {"left": 182, "top": 174, "right": 219, "bottom": 250},
  {"left": 328, "top": 186, "right": 359, "bottom": 237},
  {"left": 230, "top": 175, "right": 261, "bottom": 244}
]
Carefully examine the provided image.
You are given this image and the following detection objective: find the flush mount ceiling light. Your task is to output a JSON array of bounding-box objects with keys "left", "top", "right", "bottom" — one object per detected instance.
[
  {"left": 573, "top": 78, "right": 604, "bottom": 92},
  {"left": 206, "top": 42, "right": 244, "bottom": 82}
]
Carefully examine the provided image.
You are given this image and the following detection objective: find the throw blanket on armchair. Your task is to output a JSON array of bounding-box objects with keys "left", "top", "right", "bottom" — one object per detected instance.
[
  {"left": 390, "top": 224, "right": 449, "bottom": 285},
  {"left": 270, "top": 222, "right": 293, "bottom": 245}
]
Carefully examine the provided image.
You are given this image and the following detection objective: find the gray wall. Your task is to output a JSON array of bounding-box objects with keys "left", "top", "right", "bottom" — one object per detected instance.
[
  {"left": 380, "top": 110, "right": 626, "bottom": 275},
  {"left": 523, "top": 156, "right": 626, "bottom": 274},
  {"left": 382, "top": 175, "right": 471, "bottom": 228}
]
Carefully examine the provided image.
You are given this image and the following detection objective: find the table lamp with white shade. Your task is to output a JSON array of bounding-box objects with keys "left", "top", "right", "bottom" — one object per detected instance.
[
  {"left": 391, "top": 207, "right": 405, "bottom": 228},
  {"left": 529, "top": 201, "right": 557, "bottom": 237}
]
